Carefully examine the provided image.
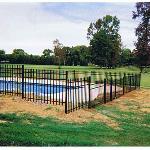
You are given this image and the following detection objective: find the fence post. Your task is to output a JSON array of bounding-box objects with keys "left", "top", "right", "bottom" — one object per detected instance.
[
  {"left": 110, "top": 77, "right": 112, "bottom": 101},
  {"left": 104, "top": 78, "right": 106, "bottom": 104},
  {"left": 88, "top": 76, "right": 91, "bottom": 108},
  {"left": 74, "top": 70, "right": 75, "bottom": 80},
  {"left": 22, "top": 65, "right": 24, "bottom": 99},
  {"left": 114, "top": 77, "right": 117, "bottom": 99},
  {"left": 0, "top": 64, "right": 2, "bottom": 94},
  {"left": 123, "top": 76, "right": 125, "bottom": 95},
  {"left": 139, "top": 73, "right": 141, "bottom": 89},
  {"left": 65, "top": 71, "right": 68, "bottom": 114},
  {"left": 129, "top": 74, "right": 131, "bottom": 91},
  {"left": 119, "top": 72, "right": 122, "bottom": 86},
  {"left": 105, "top": 72, "right": 108, "bottom": 83},
  {"left": 4, "top": 65, "right": 6, "bottom": 95},
  {"left": 135, "top": 74, "right": 137, "bottom": 89},
  {"left": 124, "top": 73, "right": 126, "bottom": 93},
  {"left": 132, "top": 73, "right": 134, "bottom": 88}
]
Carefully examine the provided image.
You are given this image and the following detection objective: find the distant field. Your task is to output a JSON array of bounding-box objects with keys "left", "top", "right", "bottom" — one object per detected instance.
[
  {"left": 24, "top": 64, "right": 141, "bottom": 73},
  {"left": 1, "top": 64, "right": 150, "bottom": 88},
  {"left": 1, "top": 63, "right": 141, "bottom": 72}
]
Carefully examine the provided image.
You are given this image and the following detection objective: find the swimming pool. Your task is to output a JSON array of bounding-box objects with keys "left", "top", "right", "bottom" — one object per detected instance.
[{"left": 0, "top": 80, "right": 65, "bottom": 94}]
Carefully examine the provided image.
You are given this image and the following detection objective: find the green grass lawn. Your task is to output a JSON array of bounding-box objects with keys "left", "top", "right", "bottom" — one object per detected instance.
[
  {"left": 0, "top": 104, "right": 149, "bottom": 146},
  {"left": 141, "top": 73, "right": 150, "bottom": 88},
  {"left": 1, "top": 63, "right": 141, "bottom": 72},
  {"left": 3, "top": 64, "right": 150, "bottom": 88},
  {"left": 0, "top": 64, "right": 150, "bottom": 146},
  {"left": 15, "top": 64, "right": 141, "bottom": 73}
]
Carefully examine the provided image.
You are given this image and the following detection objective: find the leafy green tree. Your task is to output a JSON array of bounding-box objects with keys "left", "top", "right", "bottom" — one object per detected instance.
[
  {"left": 0, "top": 50, "right": 6, "bottom": 62},
  {"left": 64, "top": 45, "right": 90, "bottom": 66},
  {"left": 53, "top": 39, "right": 65, "bottom": 65},
  {"left": 87, "top": 15, "right": 122, "bottom": 67},
  {"left": 132, "top": 2, "right": 150, "bottom": 72},
  {"left": 12, "top": 49, "right": 28, "bottom": 56},
  {"left": 73, "top": 45, "right": 90, "bottom": 66},
  {"left": 120, "top": 48, "right": 134, "bottom": 66},
  {"left": 41, "top": 49, "right": 54, "bottom": 65},
  {"left": 11, "top": 49, "right": 28, "bottom": 64},
  {"left": 42, "top": 49, "right": 53, "bottom": 58}
]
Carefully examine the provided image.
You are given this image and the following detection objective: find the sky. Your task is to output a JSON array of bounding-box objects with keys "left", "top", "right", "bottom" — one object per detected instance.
[{"left": 0, "top": 2, "right": 139, "bottom": 55}]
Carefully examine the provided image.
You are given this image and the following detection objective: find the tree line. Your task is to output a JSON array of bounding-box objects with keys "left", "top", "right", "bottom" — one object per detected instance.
[
  {"left": 0, "top": 45, "right": 136, "bottom": 67},
  {"left": 0, "top": 2, "right": 149, "bottom": 70}
]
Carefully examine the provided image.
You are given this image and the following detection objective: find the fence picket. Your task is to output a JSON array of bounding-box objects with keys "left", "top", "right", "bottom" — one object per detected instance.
[{"left": 0, "top": 64, "right": 141, "bottom": 114}]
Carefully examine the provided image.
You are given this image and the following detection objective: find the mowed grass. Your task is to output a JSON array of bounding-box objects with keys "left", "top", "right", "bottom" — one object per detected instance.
[
  {"left": 0, "top": 104, "right": 149, "bottom": 146},
  {"left": 2, "top": 63, "right": 140, "bottom": 72},
  {"left": 141, "top": 73, "right": 150, "bottom": 88},
  {"left": 4, "top": 64, "right": 150, "bottom": 88},
  {"left": 0, "top": 64, "right": 150, "bottom": 146},
  {"left": 18, "top": 64, "right": 141, "bottom": 73}
]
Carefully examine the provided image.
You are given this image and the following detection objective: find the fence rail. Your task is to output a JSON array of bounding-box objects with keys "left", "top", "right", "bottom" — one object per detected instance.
[{"left": 0, "top": 64, "right": 141, "bottom": 113}]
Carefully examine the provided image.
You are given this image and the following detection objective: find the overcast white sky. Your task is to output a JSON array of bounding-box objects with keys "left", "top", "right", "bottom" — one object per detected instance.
[{"left": 0, "top": 2, "right": 139, "bottom": 55}]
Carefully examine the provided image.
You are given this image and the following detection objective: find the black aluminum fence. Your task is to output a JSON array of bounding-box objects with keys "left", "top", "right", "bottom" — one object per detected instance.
[
  {"left": 66, "top": 70, "right": 140, "bottom": 84},
  {"left": 0, "top": 65, "right": 67, "bottom": 106},
  {"left": 65, "top": 73, "right": 141, "bottom": 113},
  {"left": 0, "top": 64, "right": 141, "bottom": 114}
]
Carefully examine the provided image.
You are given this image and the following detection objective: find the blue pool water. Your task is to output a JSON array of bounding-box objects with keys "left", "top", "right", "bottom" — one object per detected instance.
[{"left": 0, "top": 80, "right": 65, "bottom": 94}]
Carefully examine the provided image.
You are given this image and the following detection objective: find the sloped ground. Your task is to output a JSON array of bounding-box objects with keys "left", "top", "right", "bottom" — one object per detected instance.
[
  {"left": 105, "top": 89, "right": 150, "bottom": 114},
  {"left": 0, "top": 94, "right": 118, "bottom": 128},
  {"left": 0, "top": 89, "right": 149, "bottom": 128},
  {"left": 0, "top": 89, "right": 150, "bottom": 146}
]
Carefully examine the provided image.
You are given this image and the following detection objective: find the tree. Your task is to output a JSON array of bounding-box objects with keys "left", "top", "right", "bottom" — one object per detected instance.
[
  {"left": 120, "top": 48, "right": 134, "bottom": 66},
  {"left": 87, "top": 15, "right": 122, "bottom": 67},
  {"left": 64, "top": 45, "right": 90, "bottom": 66},
  {"left": 53, "top": 39, "right": 63, "bottom": 56},
  {"left": 42, "top": 49, "right": 53, "bottom": 58},
  {"left": 53, "top": 39, "right": 65, "bottom": 65},
  {"left": 12, "top": 49, "right": 28, "bottom": 56},
  {"left": 0, "top": 50, "right": 6, "bottom": 62},
  {"left": 133, "top": 2, "right": 150, "bottom": 71},
  {"left": 11, "top": 49, "right": 28, "bottom": 64},
  {"left": 72, "top": 45, "right": 90, "bottom": 66}
]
